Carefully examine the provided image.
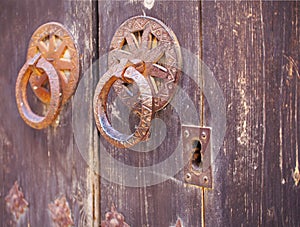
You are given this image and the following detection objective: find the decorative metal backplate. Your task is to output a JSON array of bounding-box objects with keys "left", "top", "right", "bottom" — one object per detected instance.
[
  {"left": 5, "top": 182, "right": 29, "bottom": 220},
  {"left": 176, "top": 218, "right": 183, "bottom": 227},
  {"left": 48, "top": 196, "right": 74, "bottom": 227},
  {"left": 108, "top": 16, "right": 182, "bottom": 112},
  {"left": 27, "top": 22, "right": 79, "bottom": 105},
  {"left": 182, "top": 125, "right": 212, "bottom": 188},
  {"left": 101, "top": 204, "right": 130, "bottom": 227}
]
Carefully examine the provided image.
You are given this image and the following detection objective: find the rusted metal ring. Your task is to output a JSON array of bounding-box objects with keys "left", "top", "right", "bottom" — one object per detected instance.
[
  {"left": 15, "top": 53, "right": 61, "bottom": 129},
  {"left": 93, "top": 66, "right": 153, "bottom": 148}
]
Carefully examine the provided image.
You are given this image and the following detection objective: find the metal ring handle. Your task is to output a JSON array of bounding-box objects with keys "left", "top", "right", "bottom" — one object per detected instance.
[
  {"left": 16, "top": 53, "right": 61, "bottom": 129},
  {"left": 93, "top": 65, "right": 153, "bottom": 148}
]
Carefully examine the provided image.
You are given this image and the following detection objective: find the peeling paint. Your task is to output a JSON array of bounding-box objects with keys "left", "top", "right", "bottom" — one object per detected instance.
[
  {"left": 143, "top": 0, "right": 155, "bottom": 10},
  {"left": 236, "top": 74, "right": 250, "bottom": 146},
  {"left": 293, "top": 167, "right": 300, "bottom": 186}
]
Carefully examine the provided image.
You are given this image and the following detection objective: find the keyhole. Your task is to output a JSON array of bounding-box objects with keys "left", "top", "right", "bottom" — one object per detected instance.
[{"left": 191, "top": 139, "right": 202, "bottom": 171}]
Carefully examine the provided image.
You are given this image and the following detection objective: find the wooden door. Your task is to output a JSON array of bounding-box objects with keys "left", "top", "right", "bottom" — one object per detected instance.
[{"left": 1, "top": 1, "right": 299, "bottom": 227}]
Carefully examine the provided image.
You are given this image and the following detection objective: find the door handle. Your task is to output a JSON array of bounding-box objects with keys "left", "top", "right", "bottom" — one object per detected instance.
[
  {"left": 93, "top": 16, "right": 182, "bottom": 148},
  {"left": 94, "top": 59, "right": 153, "bottom": 148},
  {"left": 15, "top": 22, "right": 79, "bottom": 129},
  {"left": 16, "top": 53, "right": 61, "bottom": 129}
]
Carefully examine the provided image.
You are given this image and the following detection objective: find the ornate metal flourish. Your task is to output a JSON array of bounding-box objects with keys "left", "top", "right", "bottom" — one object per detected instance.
[
  {"left": 176, "top": 218, "right": 183, "bottom": 227},
  {"left": 27, "top": 22, "right": 79, "bottom": 105},
  {"left": 5, "top": 181, "right": 29, "bottom": 220},
  {"left": 101, "top": 204, "right": 130, "bottom": 227},
  {"left": 109, "top": 16, "right": 182, "bottom": 112},
  {"left": 48, "top": 196, "right": 74, "bottom": 227}
]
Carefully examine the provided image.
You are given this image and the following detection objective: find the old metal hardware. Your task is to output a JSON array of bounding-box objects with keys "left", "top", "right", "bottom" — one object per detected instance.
[
  {"left": 16, "top": 53, "right": 62, "bottom": 129},
  {"left": 15, "top": 22, "right": 79, "bottom": 129},
  {"left": 176, "top": 219, "right": 183, "bottom": 227},
  {"left": 94, "top": 59, "right": 153, "bottom": 148},
  {"left": 27, "top": 22, "right": 79, "bottom": 105},
  {"left": 109, "top": 15, "right": 182, "bottom": 113},
  {"left": 48, "top": 196, "right": 74, "bottom": 227},
  {"left": 182, "top": 125, "right": 212, "bottom": 188},
  {"left": 5, "top": 181, "right": 29, "bottom": 220},
  {"left": 101, "top": 204, "right": 130, "bottom": 227},
  {"left": 93, "top": 16, "right": 182, "bottom": 148}
]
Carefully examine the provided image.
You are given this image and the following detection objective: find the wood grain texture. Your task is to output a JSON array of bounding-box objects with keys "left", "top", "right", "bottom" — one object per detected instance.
[
  {"left": 97, "top": 1, "right": 203, "bottom": 226},
  {"left": 0, "top": 0, "right": 97, "bottom": 226},
  {"left": 202, "top": 1, "right": 299, "bottom": 226}
]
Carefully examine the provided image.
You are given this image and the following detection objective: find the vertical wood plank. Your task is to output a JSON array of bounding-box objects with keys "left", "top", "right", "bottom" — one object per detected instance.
[
  {"left": 0, "top": 0, "right": 97, "bottom": 226},
  {"left": 202, "top": 1, "right": 299, "bottom": 226},
  {"left": 97, "top": 1, "right": 203, "bottom": 226}
]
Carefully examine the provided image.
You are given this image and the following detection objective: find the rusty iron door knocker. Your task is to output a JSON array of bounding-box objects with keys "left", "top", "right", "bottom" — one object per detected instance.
[
  {"left": 93, "top": 16, "right": 182, "bottom": 148},
  {"left": 15, "top": 22, "right": 79, "bottom": 129},
  {"left": 94, "top": 59, "right": 153, "bottom": 148}
]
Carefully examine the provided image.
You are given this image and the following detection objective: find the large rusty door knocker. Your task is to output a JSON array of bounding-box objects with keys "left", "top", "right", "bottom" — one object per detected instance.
[
  {"left": 15, "top": 22, "right": 79, "bottom": 129},
  {"left": 93, "top": 16, "right": 182, "bottom": 148}
]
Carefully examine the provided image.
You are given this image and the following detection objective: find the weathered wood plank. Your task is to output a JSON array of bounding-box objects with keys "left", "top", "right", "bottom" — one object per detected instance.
[
  {"left": 0, "top": 0, "right": 96, "bottom": 226},
  {"left": 202, "top": 1, "right": 299, "bottom": 226},
  {"left": 97, "top": 1, "right": 203, "bottom": 226}
]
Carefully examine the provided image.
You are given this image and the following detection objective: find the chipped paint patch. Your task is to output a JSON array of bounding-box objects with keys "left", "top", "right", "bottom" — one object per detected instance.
[
  {"left": 236, "top": 75, "right": 250, "bottom": 146},
  {"left": 143, "top": 0, "right": 155, "bottom": 10},
  {"left": 293, "top": 167, "right": 300, "bottom": 186}
]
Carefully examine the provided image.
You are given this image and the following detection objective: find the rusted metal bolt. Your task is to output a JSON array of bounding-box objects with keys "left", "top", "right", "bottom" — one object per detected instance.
[
  {"left": 201, "top": 131, "right": 207, "bottom": 140},
  {"left": 185, "top": 173, "right": 192, "bottom": 181},
  {"left": 184, "top": 130, "right": 189, "bottom": 138}
]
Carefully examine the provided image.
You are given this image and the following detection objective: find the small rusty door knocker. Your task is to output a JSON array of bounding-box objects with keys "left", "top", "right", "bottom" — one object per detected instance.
[
  {"left": 93, "top": 16, "right": 182, "bottom": 148},
  {"left": 15, "top": 22, "right": 79, "bottom": 129}
]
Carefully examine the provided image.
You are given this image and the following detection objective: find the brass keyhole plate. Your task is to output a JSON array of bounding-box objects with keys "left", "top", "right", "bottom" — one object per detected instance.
[
  {"left": 27, "top": 22, "right": 79, "bottom": 105},
  {"left": 108, "top": 16, "right": 182, "bottom": 112}
]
